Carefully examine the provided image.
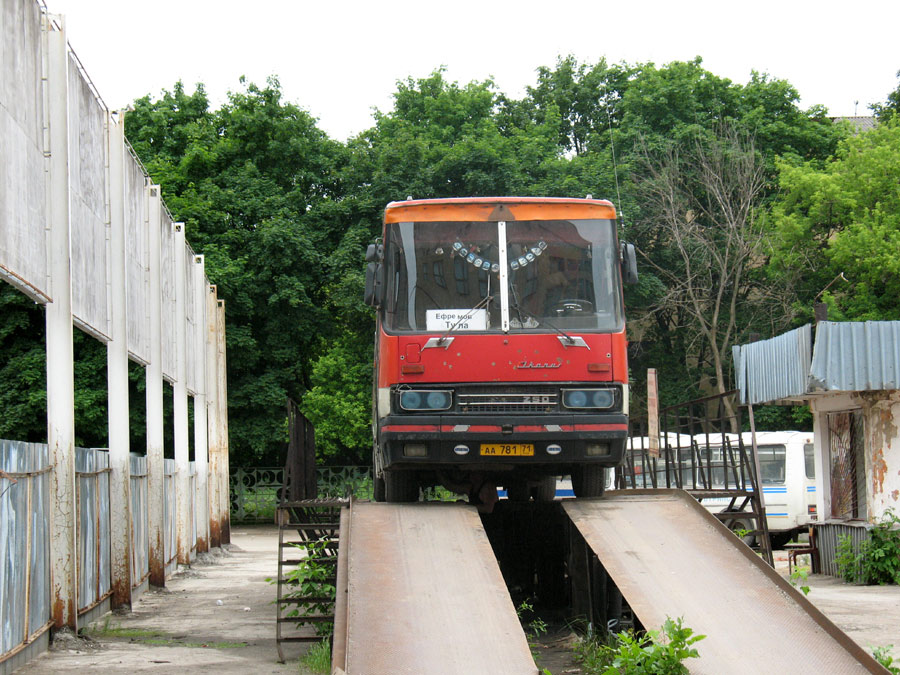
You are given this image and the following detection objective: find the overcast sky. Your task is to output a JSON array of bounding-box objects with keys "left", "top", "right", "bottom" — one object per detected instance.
[{"left": 48, "top": 0, "right": 899, "bottom": 142}]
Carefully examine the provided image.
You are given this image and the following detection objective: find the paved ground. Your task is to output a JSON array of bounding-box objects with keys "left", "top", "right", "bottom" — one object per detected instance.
[
  {"left": 14, "top": 527, "right": 900, "bottom": 674},
  {"left": 772, "top": 550, "right": 900, "bottom": 660},
  {"left": 15, "top": 525, "right": 306, "bottom": 674}
]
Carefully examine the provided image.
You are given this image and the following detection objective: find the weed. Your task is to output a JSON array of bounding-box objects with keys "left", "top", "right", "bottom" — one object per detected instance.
[
  {"left": 273, "top": 537, "right": 336, "bottom": 637},
  {"left": 836, "top": 509, "right": 900, "bottom": 585},
  {"left": 789, "top": 567, "right": 811, "bottom": 595},
  {"left": 516, "top": 599, "right": 549, "bottom": 663},
  {"left": 872, "top": 645, "right": 900, "bottom": 674},
  {"left": 574, "top": 616, "right": 705, "bottom": 674},
  {"left": 299, "top": 639, "right": 332, "bottom": 674}
]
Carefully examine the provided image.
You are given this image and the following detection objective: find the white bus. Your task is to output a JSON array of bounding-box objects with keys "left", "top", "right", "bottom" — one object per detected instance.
[{"left": 693, "top": 431, "right": 816, "bottom": 548}]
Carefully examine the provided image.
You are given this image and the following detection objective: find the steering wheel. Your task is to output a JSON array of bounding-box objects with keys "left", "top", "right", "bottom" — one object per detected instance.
[{"left": 552, "top": 298, "right": 594, "bottom": 316}]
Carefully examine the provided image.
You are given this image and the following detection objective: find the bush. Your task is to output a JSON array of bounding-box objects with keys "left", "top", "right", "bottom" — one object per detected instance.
[
  {"left": 836, "top": 509, "right": 900, "bottom": 585},
  {"left": 575, "top": 617, "right": 705, "bottom": 674}
]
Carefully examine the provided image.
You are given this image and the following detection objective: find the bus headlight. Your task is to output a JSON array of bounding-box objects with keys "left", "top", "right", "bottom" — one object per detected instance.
[
  {"left": 399, "top": 390, "right": 452, "bottom": 411},
  {"left": 562, "top": 388, "right": 616, "bottom": 410}
]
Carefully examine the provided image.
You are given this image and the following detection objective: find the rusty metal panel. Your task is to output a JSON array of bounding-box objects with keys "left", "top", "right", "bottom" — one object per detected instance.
[
  {"left": 814, "top": 521, "right": 873, "bottom": 578},
  {"left": 0, "top": 440, "right": 51, "bottom": 658},
  {"left": 343, "top": 502, "right": 537, "bottom": 675},
  {"left": 163, "top": 458, "right": 177, "bottom": 576},
  {"left": 75, "top": 448, "right": 112, "bottom": 614},
  {"left": 189, "top": 461, "right": 197, "bottom": 549},
  {"left": 733, "top": 324, "right": 812, "bottom": 405},
  {"left": 810, "top": 321, "right": 900, "bottom": 392},
  {"left": 129, "top": 453, "right": 149, "bottom": 590},
  {"left": 564, "top": 492, "right": 882, "bottom": 674}
]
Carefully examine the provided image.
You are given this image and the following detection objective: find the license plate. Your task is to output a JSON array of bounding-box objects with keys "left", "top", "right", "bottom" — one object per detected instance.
[{"left": 480, "top": 443, "right": 534, "bottom": 457}]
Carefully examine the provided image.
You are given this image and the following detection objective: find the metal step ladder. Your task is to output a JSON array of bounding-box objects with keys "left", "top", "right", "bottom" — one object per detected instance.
[{"left": 275, "top": 498, "right": 347, "bottom": 663}]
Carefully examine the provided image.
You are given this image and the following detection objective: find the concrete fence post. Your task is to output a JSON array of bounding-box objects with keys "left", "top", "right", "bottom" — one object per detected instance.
[
  {"left": 173, "top": 224, "right": 191, "bottom": 563},
  {"left": 193, "top": 256, "right": 210, "bottom": 553},
  {"left": 46, "top": 17, "right": 78, "bottom": 629},
  {"left": 146, "top": 185, "right": 165, "bottom": 586},
  {"left": 216, "top": 300, "right": 230, "bottom": 543},
  {"left": 106, "top": 111, "right": 133, "bottom": 606},
  {"left": 206, "top": 285, "right": 221, "bottom": 548}
]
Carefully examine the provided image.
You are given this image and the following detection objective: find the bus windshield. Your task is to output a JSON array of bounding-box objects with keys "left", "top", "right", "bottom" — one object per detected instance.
[{"left": 384, "top": 219, "right": 623, "bottom": 333}]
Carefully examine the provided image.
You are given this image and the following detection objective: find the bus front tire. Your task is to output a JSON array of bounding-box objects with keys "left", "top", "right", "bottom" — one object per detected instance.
[
  {"left": 533, "top": 475, "right": 558, "bottom": 502},
  {"left": 572, "top": 466, "right": 606, "bottom": 498}
]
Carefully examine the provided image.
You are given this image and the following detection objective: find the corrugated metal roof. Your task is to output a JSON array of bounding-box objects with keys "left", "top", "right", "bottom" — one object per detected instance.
[
  {"left": 734, "top": 321, "right": 900, "bottom": 403},
  {"left": 733, "top": 325, "right": 812, "bottom": 404},
  {"left": 829, "top": 116, "right": 878, "bottom": 133},
  {"left": 809, "top": 321, "right": 900, "bottom": 392}
]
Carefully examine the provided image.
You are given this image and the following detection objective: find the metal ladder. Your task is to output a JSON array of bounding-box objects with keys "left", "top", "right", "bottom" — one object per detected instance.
[{"left": 275, "top": 499, "right": 346, "bottom": 663}]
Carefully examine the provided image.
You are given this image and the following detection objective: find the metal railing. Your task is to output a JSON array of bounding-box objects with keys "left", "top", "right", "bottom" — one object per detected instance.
[
  {"left": 617, "top": 391, "right": 773, "bottom": 565},
  {"left": 230, "top": 466, "right": 373, "bottom": 523}
]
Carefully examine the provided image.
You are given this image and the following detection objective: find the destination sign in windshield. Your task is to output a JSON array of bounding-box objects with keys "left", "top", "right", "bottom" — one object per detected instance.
[{"left": 425, "top": 309, "right": 488, "bottom": 332}]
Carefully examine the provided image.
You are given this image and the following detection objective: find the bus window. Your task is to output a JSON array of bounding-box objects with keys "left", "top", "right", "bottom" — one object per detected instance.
[
  {"left": 804, "top": 443, "right": 815, "bottom": 479},
  {"left": 758, "top": 445, "right": 786, "bottom": 483}
]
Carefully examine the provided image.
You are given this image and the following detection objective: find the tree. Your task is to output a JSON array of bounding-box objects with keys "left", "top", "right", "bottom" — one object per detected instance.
[
  {"left": 634, "top": 126, "right": 794, "bottom": 417},
  {"left": 771, "top": 119, "right": 900, "bottom": 321},
  {"left": 871, "top": 71, "right": 900, "bottom": 122},
  {"left": 126, "top": 78, "right": 348, "bottom": 465}
]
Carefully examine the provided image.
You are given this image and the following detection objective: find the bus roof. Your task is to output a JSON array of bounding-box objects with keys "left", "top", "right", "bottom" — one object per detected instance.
[{"left": 384, "top": 196, "right": 617, "bottom": 223}]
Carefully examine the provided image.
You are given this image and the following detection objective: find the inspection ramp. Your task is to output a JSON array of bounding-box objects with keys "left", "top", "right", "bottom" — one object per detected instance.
[
  {"left": 563, "top": 490, "right": 884, "bottom": 674},
  {"left": 332, "top": 501, "right": 537, "bottom": 675}
]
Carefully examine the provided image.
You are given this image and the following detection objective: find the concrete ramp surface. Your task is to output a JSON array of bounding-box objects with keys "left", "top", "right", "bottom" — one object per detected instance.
[
  {"left": 564, "top": 491, "right": 883, "bottom": 674},
  {"left": 334, "top": 502, "right": 537, "bottom": 675}
]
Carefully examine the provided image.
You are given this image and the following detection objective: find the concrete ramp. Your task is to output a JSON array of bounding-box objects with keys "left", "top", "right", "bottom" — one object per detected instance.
[
  {"left": 332, "top": 502, "right": 537, "bottom": 675},
  {"left": 563, "top": 491, "right": 883, "bottom": 674}
]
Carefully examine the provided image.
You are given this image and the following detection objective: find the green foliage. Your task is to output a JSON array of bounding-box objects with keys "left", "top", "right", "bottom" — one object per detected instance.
[
  {"left": 789, "top": 567, "right": 811, "bottom": 596},
  {"left": 125, "top": 78, "right": 348, "bottom": 466},
  {"left": 516, "top": 599, "right": 549, "bottom": 663},
  {"left": 751, "top": 404, "right": 812, "bottom": 432},
  {"left": 771, "top": 119, "right": 900, "bottom": 321},
  {"left": 301, "top": 334, "right": 372, "bottom": 464},
  {"left": 575, "top": 617, "right": 705, "bottom": 674},
  {"left": 277, "top": 538, "right": 335, "bottom": 637},
  {"left": 0, "top": 286, "right": 45, "bottom": 442},
  {"left": 836, "top": 510, "right": 900, "bottom": 585},
  {"left": 872, "top": 645, "right": 900, "bottom": 674},
  {"left": 835, "top": 533, "right": 863, "bottom": 583},
  {"left": 871, "top": 71, "right": 900, "bottom": 122}
]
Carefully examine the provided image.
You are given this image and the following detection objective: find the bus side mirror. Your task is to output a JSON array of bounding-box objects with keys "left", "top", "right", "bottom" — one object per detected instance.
[
  {"left": 621, "top": 243, "right": 638, "bottom": 285},
  {"left": 364, "top": 261, "right": 384, "bottom": 307},
  {"left": 364, "top": 243, "right": 385, "bottom": 307},
  {"left": 365, "top": 243, "right": 383, "bottom": 263}
]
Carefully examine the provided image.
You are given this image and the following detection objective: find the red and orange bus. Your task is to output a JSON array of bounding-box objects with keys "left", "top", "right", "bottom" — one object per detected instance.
[{"left": 364, "top": 197, "right": 637, "bottom": 504}]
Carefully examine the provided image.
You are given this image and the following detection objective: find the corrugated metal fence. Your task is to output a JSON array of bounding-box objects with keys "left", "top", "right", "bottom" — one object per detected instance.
[
  {"left": 813, "top": 520, "right": 873, "bottom": 578},
  {"left": 0, "top": 440, "right": 51, "bottom": 659},
  {"left": 1, "top": 441, "right": 198, "bottom": 663},
  {"left": 75, "top": 448, "right": 111, "bottom": 617},
  {"left": 130, "top": 453, "right": 149, "bottom": 592}
]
